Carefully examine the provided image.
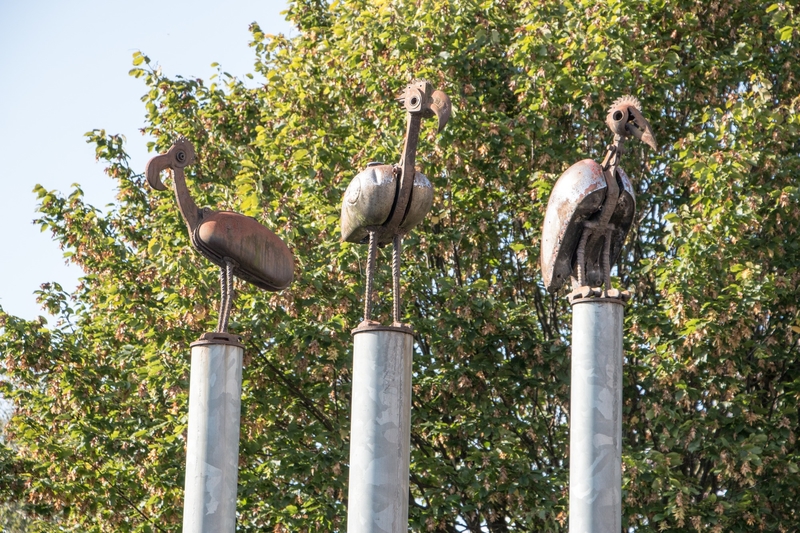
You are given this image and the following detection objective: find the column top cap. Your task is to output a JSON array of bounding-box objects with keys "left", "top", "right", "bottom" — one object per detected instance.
[{"left": 191, "top": 331, "right": 245, "bottom": 348}]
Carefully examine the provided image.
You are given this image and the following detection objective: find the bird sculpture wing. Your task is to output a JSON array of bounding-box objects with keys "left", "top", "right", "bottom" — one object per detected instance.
[{"left": 540, "top": 159, "right": 636, "bottom": 292}]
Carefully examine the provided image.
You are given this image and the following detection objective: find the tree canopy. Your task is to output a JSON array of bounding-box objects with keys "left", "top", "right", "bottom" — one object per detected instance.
[{"left": 2, "top": 0, "right": 800, "bottom": 531}]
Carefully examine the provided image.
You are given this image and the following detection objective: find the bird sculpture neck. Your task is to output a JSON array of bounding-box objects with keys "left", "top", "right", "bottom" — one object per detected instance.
[
  {"left": 601, "top": 135, "right": 625, "bottom": 173},
  {"left": 400, "top": 112, "right": 422, "bottom": 184},
  {"left": 144, "top": 138, "right": 203, "bottom": 236},
  {"left": 383, "top": 112, "right": 422, "bottom": 234},
  {"left": 595, "top": 134, "right": 627, "bottom": 231},
  {"left": 171, "top": 167, "right": 202, "bottom": 234}
]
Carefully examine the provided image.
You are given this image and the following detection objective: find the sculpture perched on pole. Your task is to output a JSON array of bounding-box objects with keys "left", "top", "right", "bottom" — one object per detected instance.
[
  {"left": 540, "top": 96, "right": 657, "bottom": 301},
  {"left": 539, "top": 97, "right": 657, "bottom": 533},
  {"left": 341, "top": 79, "right": 451, "bottom": 327},
  {"left": 145, "top": 137, "right": 294, "bottom": 533},
  {"left": 341, "top": 79, "right": 451, "bottom": 533},
  {"left": 145, "top": 137, "right": 294, "bottom": 330}
]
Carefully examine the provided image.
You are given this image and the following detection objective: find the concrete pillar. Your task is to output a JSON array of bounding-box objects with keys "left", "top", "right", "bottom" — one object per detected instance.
[
  {"left": 183, "top": 333, "right": 244, "bottom": 533},
  {"left": 347, "top": 325, "right": 414, "bottom": 533},
  {"left": 569, "top": 299, "right": 624, "bottom": 533}
]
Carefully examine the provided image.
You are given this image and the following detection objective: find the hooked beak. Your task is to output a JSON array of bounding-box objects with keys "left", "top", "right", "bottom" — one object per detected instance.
[
  {"left": 397, "top": 81, "right": 451, "bottom": 134},
  {"left": 430, "top": 90, "right": 452, "bottom": 133},
  {"left": 626, "top": 106, "right": 658, "bottom": 151},
  {"left": 145, "top": 154, "right": 170, "bottom": 191},
  {"left": 144, "top": 138, "right": 196, "bottom": 191}
]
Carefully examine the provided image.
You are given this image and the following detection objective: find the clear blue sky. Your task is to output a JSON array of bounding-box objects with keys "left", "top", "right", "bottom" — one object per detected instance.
[{"left": 0, "top": 0, "right": 293, "bottom": 321}]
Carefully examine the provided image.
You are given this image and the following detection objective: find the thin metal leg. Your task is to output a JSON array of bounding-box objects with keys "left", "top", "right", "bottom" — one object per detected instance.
[
  {"left": 576, "top": 230, "right": 590, "bottom": 287},
  {"left": 602, "top": 230, "right": 612, "bottom": 293},
  {"left": 364, "top": 231, "right": 378, "bottom": 322},
  {"left": 392, "top": 233, "right": 402, "bottom": 324},
  {"left": 216, "top": 265, "right": 229, "bottom": 333},
  {"left": 225, "top": 258, "right": 235, "bottom": 331},
  {"left": 217, "top": 258, "right": 236, "bottom": 333}
]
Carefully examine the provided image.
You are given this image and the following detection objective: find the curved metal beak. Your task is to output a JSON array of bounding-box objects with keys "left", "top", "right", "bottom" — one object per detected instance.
[
  {"left": 626, "top": 107, "right": 658, "bottom": 150},
  {"left": 145, "top": 153, "right": 171, "bottom": 191},
  {"left": 145, "top": 138, "right": 197, "bottom": 191},
  {"left": 430, "top": 90, "right": 451, "bottom": 133}
]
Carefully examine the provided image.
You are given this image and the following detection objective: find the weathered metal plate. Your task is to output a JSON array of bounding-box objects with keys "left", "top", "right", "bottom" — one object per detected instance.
[
  {"left": 340, "top": 164, "right": 433, "bottom": 245},
  {"left": 540, "top": 159, "right": 635, "bottom": 292},
  {"left": 194, "top": 212, "right": 294, "bottom": 292}
]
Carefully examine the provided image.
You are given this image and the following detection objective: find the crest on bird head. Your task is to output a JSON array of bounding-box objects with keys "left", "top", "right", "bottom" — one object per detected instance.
[{"left": 610, "top": 95, "right": 642, "bottom": 112}]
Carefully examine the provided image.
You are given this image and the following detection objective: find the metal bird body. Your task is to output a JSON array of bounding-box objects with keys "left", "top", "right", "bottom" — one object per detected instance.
[
  {"left": 541, "top": 160, "right": 636, "bottom": 292},
  {"left": 145, "top": 137, "right": 294, "bottom": 331},
  {"left": 540, "top": 97, "right": 656, "bottom": 300},
  {"left": 341, "top": 164, "right": 433, "bottom": 246},
  {"left": 340, "top": 79, "right": 451, "bottom": 326},
  {"left": 191, "top": 212, "right": 294, "bottom": 292}
]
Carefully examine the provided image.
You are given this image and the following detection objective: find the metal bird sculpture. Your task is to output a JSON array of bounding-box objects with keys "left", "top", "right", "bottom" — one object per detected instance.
[
  {"left": 145, "top": 137, "right": 294, "bottom": 332},
  {"left": 540, "top": 96, "right": 657, "bottom": 302},
  {"left": 341, "top": 79, "right": 451, "bottom": 327}
]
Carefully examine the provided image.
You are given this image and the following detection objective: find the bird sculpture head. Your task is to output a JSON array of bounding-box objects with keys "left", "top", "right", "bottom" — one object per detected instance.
[
  {"left": 145, "top": 137, "right": 196, "bottom": 191},
  {"left": 605, "top": 96, "right": 657, "bottom": 150},
  {"left": 397, "top": 80, "right": 452, "bottom": 133}
]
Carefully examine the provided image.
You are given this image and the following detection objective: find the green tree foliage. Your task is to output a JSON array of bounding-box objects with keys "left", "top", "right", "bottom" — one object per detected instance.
[{"left": 2, "top": 0, "right": 800, "bottom": 530}]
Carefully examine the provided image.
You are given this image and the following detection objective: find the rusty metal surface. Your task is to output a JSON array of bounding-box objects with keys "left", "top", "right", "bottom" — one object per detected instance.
[
  {"left": 340, "top": 81, "right": 449, "bottom": 246},
  {"left": 568, "top": 286, "right": 631, "bottom": 304},
  {"left": 340, "top": 79, "right": 450, "bottom": 327},
  {"left": 382, "top": 82, "right": 450, "bottom": 237},
  {"left": 540, "top": 95, "right": 655, "bottom": 295},
  {"left": 351, "top": 321, "right": 414, "bottom": 335},
  {"left": 195, "top": 212, "right": 294, "bottom": 292},
  {"left": 607, "top": 96, "right": 657, "bottom": 150},
  {"left": 540, "top": 161, "right": 636, "bottom": 293},
  {"left": 191, "top": 331, "right": 244, "bottom": 348},
  {"left": 145, "top": 137, "right": 295, "bottom": 332},
  {"left": 541, "top": 160, "right": 604, "bottom": 290},
  {"left": 145, "top": 138, "right": 201, "bottom": 232},
  {"left": 582, "top": 167, "right": 635, "bottom": 288}
]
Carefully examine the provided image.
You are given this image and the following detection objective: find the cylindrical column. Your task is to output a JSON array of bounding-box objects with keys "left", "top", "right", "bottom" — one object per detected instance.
[
  {"left": 183, "top": 333, "right": 244, "bottom": 533},
  {"left": 569, "top": 299, "right": 624, "bottom": 533},
  {"left": 347, "top": 325, "right": 414, "bottom": 533}
]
